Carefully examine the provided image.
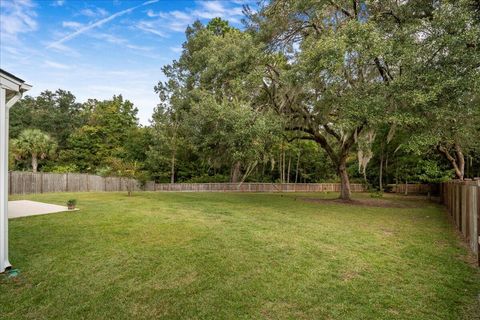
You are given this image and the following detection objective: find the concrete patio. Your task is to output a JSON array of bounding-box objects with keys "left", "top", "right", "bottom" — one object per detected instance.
[{"left": 8, "top": 200, "right": 75, "bottom": 219}]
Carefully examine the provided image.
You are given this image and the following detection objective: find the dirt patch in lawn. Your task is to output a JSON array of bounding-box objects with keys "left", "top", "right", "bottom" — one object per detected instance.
[{"left": 299, "top": 197, "right": 421, "bottom": 208}]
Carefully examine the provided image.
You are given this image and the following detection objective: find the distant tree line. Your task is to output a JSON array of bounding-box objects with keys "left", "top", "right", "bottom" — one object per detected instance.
[
  {"left": 9, "top": 1, "right": 480, "bottom": 200},
  {"left": 9, "top": 89, "right": 337, "bottom": 184}
]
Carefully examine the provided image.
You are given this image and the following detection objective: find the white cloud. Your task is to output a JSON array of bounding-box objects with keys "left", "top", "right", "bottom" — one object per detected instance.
[
  {"left": 125, "top": 44, "right": 151, "bottom": 51},
  {"left": 47, "top": 41, "right": 80, "bottom": 57},
  {"left": 44, "top": 60, "right": 71, "bottom": 70},
  {"left": 169, "top": 46, "right": 182, "bottom": 53},
  {"left": 143, "top": 0, "right": 159, "bottom": 5},
  {"left": 62, "top": 21, "right": 83, "bottom": 29},
  {"left": 146, "top": 9, "right": 157, "bottom": 18},
  {"left": 90, "top": 32, "right": 152, "bottom": 51},
  {"left": 80, "top": 7, "right": 108, "bottom": 18},
  {"left": 135, "top": 21, "right": 167, "bottom": 37},
  {"left": 48, "top": 0, "right": 158, "bottom": 50},
  {"left": 53, "top": 0, "right": 65, "bottom": 7},
  {"left": 0, "top": 0, "right": 37, "bottom": 40},
  {"left": 138, "top": 1, "right": 244, "bottom": 36},
  {"left": 231, "top": 0, "right": 256, "bottom": 4}
]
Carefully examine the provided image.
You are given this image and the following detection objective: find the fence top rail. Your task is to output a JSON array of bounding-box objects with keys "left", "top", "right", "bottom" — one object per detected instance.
[
  {"left": 152, "top": 182, "right": 364, "bottom": 185},
  {"left": 443, "top": 180, "right": 480, "bottom": 186},
  {"left": 9, "top": 171, "right": 369, "bottom": 195}
]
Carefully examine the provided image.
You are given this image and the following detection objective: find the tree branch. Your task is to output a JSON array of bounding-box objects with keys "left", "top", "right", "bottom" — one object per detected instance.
[
  {"left": 329, "top": 1, "right": 352, "bottom": 18},
  {"left": 437, "top": 145, "right": 463, "bottom": 179},
  {"left": 374, "top": 57, "right": 391, "bottom": 83},
  {"left": 324, "top": 124, "right": 341, "bottom": 141}
]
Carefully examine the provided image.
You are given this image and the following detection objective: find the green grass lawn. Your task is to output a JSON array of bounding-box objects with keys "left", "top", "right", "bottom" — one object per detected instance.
[{"left": 1, "top": 192, "right": 479, "bottom": 319}]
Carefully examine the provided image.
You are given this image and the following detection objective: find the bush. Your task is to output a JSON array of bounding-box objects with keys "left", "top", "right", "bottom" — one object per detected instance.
[
  {"left": 44, "top": 164, "right": 79, "bottom": 173},
  {"left": 96, "top": 166, "right": 112, "bottom": 177},
  {"left": 370, "top": 191, "right": 384, "bottom": 198},
  {"left": 185, "top": 174, "right": 230, "bottom": 183}
]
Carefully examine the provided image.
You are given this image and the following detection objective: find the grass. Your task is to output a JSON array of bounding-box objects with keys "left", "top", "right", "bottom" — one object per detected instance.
[{"left": 1, "top": 192, "right": 479, "bottom": 319}]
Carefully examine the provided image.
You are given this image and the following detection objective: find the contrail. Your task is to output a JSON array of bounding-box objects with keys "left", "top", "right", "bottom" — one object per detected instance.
[{"left": 47, "top": 0, "right": 159, "bottom": 49}]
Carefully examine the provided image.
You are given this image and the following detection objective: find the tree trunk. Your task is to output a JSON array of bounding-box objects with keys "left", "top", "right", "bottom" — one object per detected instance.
[
  {"left": 379, "top": 150, "right": 384, "bottom": 191},
  {"left": 405, "top": 181, "right": 408, "bottom": 196},
  {"left": 31, "top": 153, "right": 38, "bottom": 173},
  {"left": 239, "top": 161, "right": 257, "bottom": 185},
  {"left": 287, "top": 155, "right": 291, "bottom": 184},
  {"left": 170, "top": 152, "right": 176, "bottom": 184},
  {"left": 295, "top": 151, "right": 300, "bottom": 183},
  {"left": 287, "top": 124, "right": 361, "bottom": 200},
  {"left": 278, "top": 153, "right": 282, "bottom": 183},
  {"left": 127, "top": 182, "right": 132, "bottom": 197},
  {"left": 231, "top": 161, "right": 241, "bottom": 183},
  {"left": 466, "top": 155, "right": 470, "bottom": 179},
  {"left": 454, "top": 144, "right": 465, "bottom": 180},
  {"left": 395, "top": 165, "right": 398, "bottom": 191},
  {"left": 384, "top": 154, "right": 389, "bottom": 185},
  {"left": 437, "top": 144, "right": 465, "bottom": 180},
  {"left": 338, "top": 158, "right": 351, "bottom": 200}
]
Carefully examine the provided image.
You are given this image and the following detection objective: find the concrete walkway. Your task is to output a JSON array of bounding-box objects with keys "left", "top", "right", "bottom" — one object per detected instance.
[{"left": 8, "top": 200, "right": 75, "bottom": 219}]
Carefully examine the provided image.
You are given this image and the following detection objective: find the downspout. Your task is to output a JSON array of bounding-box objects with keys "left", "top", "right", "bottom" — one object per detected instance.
[{"left": 1, "top": 90, "right": 25, "bottom": 272}]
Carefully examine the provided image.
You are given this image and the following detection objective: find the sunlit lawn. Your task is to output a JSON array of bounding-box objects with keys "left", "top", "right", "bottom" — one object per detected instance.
[{"left": 1, "top": 192, "right": 479, "bottom": 319}]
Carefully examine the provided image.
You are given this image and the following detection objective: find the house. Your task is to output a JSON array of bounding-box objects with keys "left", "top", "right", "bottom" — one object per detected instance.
[{"left": 0, "top": 69, "right": 31, "bottom": 273}]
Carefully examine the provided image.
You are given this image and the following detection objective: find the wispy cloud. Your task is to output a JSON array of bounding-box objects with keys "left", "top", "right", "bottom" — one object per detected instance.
[
  {"left": 0, "top": 0, "right": 37, "bottom": 40},
  {"left": 170, "top": 46, "right": 182, "bottom": 53},
  {"left": 44, "top": 60, "right": 71, "bottom": 70},
  {"left": 135, "top": 21, "right": 167, "bottom": 37},
  {"left": 62, "top": 21, "right": 83, "bottom": 29},
  {"left": 47, "top": 41, "right": 80, "bottom": 57},
  {"left": 138, "top": 1, "right": 244, "bottom": 36},
  {"left": 91, "top": 32, "right": 152, "bottom": 51},
  {"left": 52, "top": 0, "right": 65, "bottom": 7},
  {"left": 47, "top": 0, "right": 159, "bottom": 49},
  {"left": 80, "top": 7, "right": 109, "bottom": 18}
]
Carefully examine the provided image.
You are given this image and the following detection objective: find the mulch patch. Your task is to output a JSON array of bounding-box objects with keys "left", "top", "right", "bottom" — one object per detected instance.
[{"left": 299, "top": 197, "right": 421, "bottom": 208}]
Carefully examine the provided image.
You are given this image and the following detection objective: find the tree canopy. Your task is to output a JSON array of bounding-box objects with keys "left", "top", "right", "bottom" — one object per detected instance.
[{"left": 8, "top": 3, "right": 479, "bottom": 199}]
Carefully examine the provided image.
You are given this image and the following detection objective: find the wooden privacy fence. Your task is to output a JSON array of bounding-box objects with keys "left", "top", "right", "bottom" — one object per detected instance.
[
  {"left": 8, "top": 171, "right": 365, "bottom": 195},
  {"left": 144, "top": 182, "right": 365, "bottom": 193},
  {"left": 440, "top": 180, "right": 480, "bottom": 266},
  {"left": 389, "top": 183, "right": 432, "bottom": 194},
  {"left": 8, "top": 172, "right": 141, "bottom": 195}
]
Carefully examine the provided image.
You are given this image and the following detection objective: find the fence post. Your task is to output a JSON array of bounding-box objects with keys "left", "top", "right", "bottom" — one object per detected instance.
[
  {"left": 456, "top": 183, "right": 461, "bottom": 230},
  {"left": 477, "top": 182, "right": 480, "bottom": 266},
  {"left": 461, "top": 183, "right": 467, "bottom": 237},
  {"left": 466, "top": 184, "right": 470, "bottom": 242}
]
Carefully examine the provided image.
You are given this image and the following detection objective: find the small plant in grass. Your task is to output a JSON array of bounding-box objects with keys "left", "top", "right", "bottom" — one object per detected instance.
[
  {"left": 67, "top": 199, "right": 77, "bottom": 210},
  {"left": 370, "top": 191, "right": 383, "bottom": 198},
  {"left": 107, "top": 158, "right": 146, "bottom": 196}
]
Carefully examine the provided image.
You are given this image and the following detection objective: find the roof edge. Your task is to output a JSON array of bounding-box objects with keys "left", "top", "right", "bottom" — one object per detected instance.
[{"left": 0, "top": 68, "right": 25, "bottom": 84}]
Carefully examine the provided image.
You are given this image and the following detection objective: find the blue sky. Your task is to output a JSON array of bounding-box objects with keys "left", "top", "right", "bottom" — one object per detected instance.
[{"left": 0, "top": 0, "right": 251, "bottom": 124}]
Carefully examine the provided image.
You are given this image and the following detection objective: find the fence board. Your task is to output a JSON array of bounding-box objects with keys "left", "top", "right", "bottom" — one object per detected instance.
[
  {"left": 440, "top": 180, "right": 480, "bottom": 266},
  {"left": 144, "top": 182, "right": 365, "bottom": 193},
  {"left": 8, "top": 172, "right": 366, "bottom": 195},
  {"left": 388, "top": 183, "right": 431, "bottom": 194}
]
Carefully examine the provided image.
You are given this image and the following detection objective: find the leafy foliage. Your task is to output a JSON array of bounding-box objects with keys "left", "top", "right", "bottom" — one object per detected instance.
[{"left": 8, "top": 5, "right": 480, "bottom": 188}]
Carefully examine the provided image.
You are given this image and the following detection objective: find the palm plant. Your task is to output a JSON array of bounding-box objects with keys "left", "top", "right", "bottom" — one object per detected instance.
[{"left": 11, "top": 129, "right": 57, "bottom": 172}]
